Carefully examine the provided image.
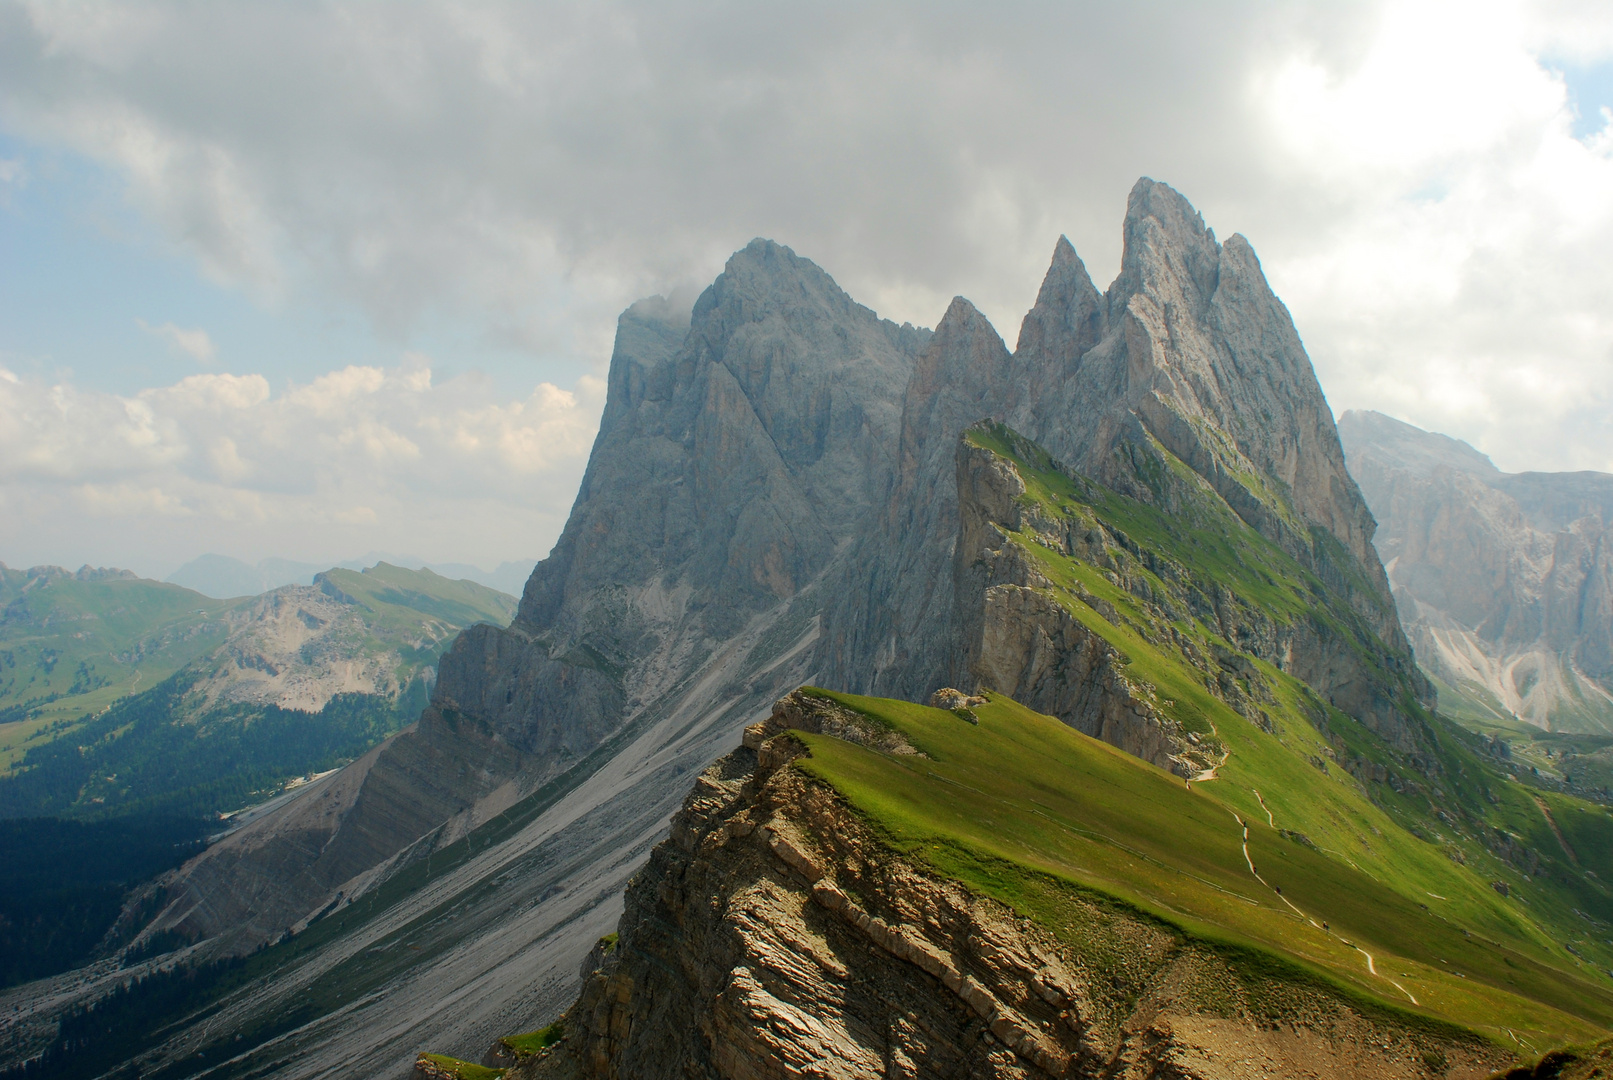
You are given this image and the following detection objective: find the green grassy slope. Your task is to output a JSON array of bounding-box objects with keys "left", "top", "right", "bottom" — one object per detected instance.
[
  {"left": 0, "top": 564, "right": 518, "bottom": 821},
  {"left": 794, "top": 688, "right": 1613, "bottom": 1052},
  {"left": 967, "top": 425, "right": 1613, "bottom": 975},
  {"left": 322, "top": 562, "right": 519, "bottom": 629},
  {"left": 0, "top": 567, "right": 245, "bottom": 767},
  {"left": 780, "top": 424, "right": 1613, "bottom": 1055},
  {"left": 0, "top": 562, "right": 517, "bottom": 784},
  {"left": 317, "top": 563, "right": 519, "bottom": 685},
  {"left": 0, "top": 562, "right": 520, "bottom": 988}
]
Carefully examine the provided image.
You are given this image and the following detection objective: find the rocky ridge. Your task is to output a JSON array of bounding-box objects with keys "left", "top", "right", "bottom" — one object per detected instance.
[
  {"left": 818, "top": 180, "right": 1426, "bottom": 751},
  {"left": 185, "top": 566, "right": 487, "bottom": 713},
  {"left": 127, "top": 240, "right": 925, "bottom": 960},
  {"left": 951, "top": 420, "right": 1442, "bottom": 773},
  {"left": 1340, "top": 410, "right": 1613, "bottom": 733},
  {"left": 952, "top": 432, "right": 1222, "bottom": 777},
  {"left": 136, "top": 181, "right": 1422, "bottom": 965},
  {"left": 510, "top": 692, "right": 1505, "bottom": 1080}
]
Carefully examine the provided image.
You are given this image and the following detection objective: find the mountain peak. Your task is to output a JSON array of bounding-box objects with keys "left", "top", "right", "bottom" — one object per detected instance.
[
  {"left": 1338, "top": 409, "right": 1500, "bottom": 476},
  {"left": 1111, "top": 176, "right": 1222, "bottom": 314},
  {"left": 1015, "top": 234, "right": 1103, "bottom": 365}
]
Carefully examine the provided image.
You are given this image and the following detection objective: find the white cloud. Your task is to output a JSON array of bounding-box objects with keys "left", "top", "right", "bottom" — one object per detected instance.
[
  {"left": 0, "top": 361, "right": 603, "bottom": 573},
  {"left": 0, "top": 0, "right": 1610, "bottom": 562},
  {"left": 1250, "top": 0, "right": 1613, "bottom": 472},
  {"left": 137, "top": 319, "right": 217, "bottom": 364}
]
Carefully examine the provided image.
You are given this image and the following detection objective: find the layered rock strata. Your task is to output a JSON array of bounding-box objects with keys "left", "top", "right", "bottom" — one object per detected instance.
[{"left": 513, "top": 696, "right": 1502, "bottom": 1080}]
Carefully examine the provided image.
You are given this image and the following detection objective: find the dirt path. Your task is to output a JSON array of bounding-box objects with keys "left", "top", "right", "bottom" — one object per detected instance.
[
  {"left": 1225, "top": 808, "right": 1420, "bottom": 1006},
  {"left": 1251, "top": 787, "right": 1275, "bottom": 827},
  {"left": 1532, "top": 795, "right": 1579, "bottom": 865}
]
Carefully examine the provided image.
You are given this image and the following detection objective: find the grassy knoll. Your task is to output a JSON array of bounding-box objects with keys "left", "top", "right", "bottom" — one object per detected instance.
[
  {"left": 793, "top": 689, "right": 1613, "bottom": 1050},
  {"left": 417, "top": 1054, "right": 505, "bottom": 1080},
  {"left": 498, "top": 1022, "right": 564, "bottom": 1057}
]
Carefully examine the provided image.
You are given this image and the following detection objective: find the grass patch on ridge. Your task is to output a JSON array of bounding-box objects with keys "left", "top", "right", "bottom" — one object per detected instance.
[{"left": 791, "top": 687, "right": 1613, "bottom": 1049}]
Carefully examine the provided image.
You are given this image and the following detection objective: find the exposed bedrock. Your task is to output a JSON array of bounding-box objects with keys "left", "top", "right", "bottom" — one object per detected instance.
[
  {"left": 1341, "top": 408, "right": 1613, "bottom": 732},
  {"left": 512, "top": 700, "right": 1503, "bottom": 1080},
  {"left": 950, "top": 428, "right": 1426, "bottom": 774},
  {"left": 138, "top": 239, "right": 923, "bottom": 956},
  {"left": 817, "top": 178, "right": 1428, "bottom": 748}
]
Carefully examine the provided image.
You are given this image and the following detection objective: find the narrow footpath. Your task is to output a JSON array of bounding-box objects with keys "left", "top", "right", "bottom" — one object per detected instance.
[{"left": 1219, "top": 808, "right": 1420, "bottom": 1006}]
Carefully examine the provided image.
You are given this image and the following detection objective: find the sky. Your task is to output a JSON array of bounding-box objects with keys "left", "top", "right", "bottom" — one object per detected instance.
[{"left": 1, "top": 0, "right": 1612, "bottom": 580}]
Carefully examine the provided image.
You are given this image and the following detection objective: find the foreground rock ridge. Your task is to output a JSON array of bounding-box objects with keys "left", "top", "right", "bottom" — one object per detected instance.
[
  {"left": 509, "top": 692, "right": 1506, "bottom": 1080},
  {"left": 1340, "top": 409, "right": 1613, "bottom": 733}
]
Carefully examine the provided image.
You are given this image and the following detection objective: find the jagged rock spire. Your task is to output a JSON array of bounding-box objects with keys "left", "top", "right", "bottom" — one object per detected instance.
[{"left": 1014, "top": 235, "right": 1105, "bottom": 370}]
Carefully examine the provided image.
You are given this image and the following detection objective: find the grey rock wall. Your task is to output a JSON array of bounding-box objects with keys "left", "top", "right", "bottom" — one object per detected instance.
[
  {"left": 819, "top": 177, "right": 1426, "bottom": 739},
  {"left": 817, "top": 296, "right": 1020, "bottom": 701},
  {"left": 1340, "top": 409, "right": 1613, "bottom": 732},
  {"left": 142, "top": 239, "right": 923, "bottom": 956},
  {"left": 128, "top": 180, "right": 1430, "bottom": 1025}
]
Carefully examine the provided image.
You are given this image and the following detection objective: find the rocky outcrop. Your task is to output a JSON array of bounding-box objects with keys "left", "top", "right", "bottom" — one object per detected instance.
[
  {"left": 183, "top": 566, "right": 501, "bottom": 713},
  {"left": 948, "top": 421, "right": 1439, "bottom": 763},
  {"left": 151, "top": 184, "right": 1429, "bottom": 962},
  {"left": 136, "top": 241, "right": 924, "bottom": 957},
  {"left": 818, "top": 178, "right": 1428, "bottom": 748},
  {"left": 511, "top": 715, "right": 1503, "bottom": 1080},
  {"left": 950, "top": 437, "right": 1213, "bottom": 776},
  {"left": 465, "top": 238, "right": 922, "bottom": 770},
  {"left": 817, "top": 296, "right": 1021, "bottom": 700},
  {"left": 1340, "top": 410, "right": 1613, "bottom": 733}
]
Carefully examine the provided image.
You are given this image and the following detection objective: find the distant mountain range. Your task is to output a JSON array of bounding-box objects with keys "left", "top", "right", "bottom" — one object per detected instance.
[
  {"left": 0, "top": 561, "right": 519, "bottom": 791},
  {"left": 165, "top": 553, "right": 538, "bottom": 599},
  {"left": 1340, "top": 410, "right": 1613, "bottom": 735},
  {"left": 0, "top": 561, "right": 517, "bottom": 989}
]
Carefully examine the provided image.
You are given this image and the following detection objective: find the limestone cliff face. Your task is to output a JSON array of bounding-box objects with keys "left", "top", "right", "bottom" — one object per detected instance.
[
  {"left": 1014, "top": 181, "right": 1404, "bottom": 673},
  {"left": 142, "top": 241, "right": 923, "bottom": 956},
  {"left": 470, "top": 241, "right": 922, "bottom": 755},
  {"left": 950, "top": 426, "right": 1433, "bottom": 758},
  {"left": 951, "top": 437, "right": 1219, "bottom": 776},
  {"left": 817, "top": 179, "right": 1426, "bottom": 747},
  {"left": 818, "top": 297, "right": 1020, "bottom": 700},
  {"left": 1340, "top": 410, "right": 1613, "bottom": 732},
  {"left": 511, "top": 696, "right": 1502, "bottom": 1080}
]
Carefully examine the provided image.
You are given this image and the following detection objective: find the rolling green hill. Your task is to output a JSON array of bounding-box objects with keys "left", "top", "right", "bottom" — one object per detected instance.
[
  {"left": 0, "top": 562, "right": 518, "bottom": 820},
  {"left": 0, "top": 565, "right": 243, "bottom": 768},
  {"left": 0, "top": 561, "right": 519, "bottom": 987}
]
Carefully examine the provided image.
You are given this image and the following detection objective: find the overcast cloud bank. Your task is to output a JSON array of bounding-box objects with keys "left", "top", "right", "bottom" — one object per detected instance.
[{"left": 0, "top": 0, "right": 1610, "bottom": 574}]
